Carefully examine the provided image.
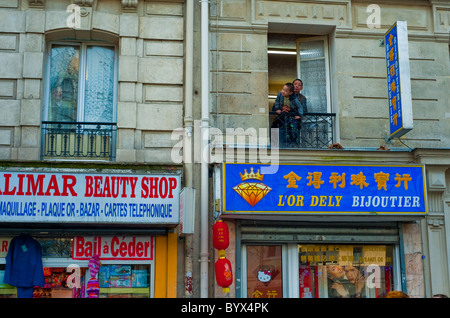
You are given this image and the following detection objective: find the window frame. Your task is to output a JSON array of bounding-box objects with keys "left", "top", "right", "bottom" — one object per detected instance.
[
  {"left": 241, "top": 244, "right": 288, "bottom": 298},
  {"left": 0, "top": 237, "right": 155, "bottom": 298},
  {"left": 296, "top": 36, "right": 332, "bottom": 113},
  {"left": 43, "top": 41, "right": 119, "bottom": 123},
  {"left": 240, "top": 242, "right": 403, "bottom": 298}
]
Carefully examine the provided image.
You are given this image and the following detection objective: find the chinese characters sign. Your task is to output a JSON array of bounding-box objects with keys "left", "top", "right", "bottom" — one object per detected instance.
[
  {"left": 223, "top": 163, "right": 426, "bottom": 215},
  {"left": 299, "top": 245, "right": 392, "bottom": 267},
  {"left": 0, "top": 172, "right": 180, "bottom": 224},
  {"left": 385, "top": 21, "right": 413, "bottom": 139}
]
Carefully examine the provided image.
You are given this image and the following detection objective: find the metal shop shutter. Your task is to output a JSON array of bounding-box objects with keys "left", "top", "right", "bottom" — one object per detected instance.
[{"left": 238, "top": 221, "right": 400, "bottom": 244}]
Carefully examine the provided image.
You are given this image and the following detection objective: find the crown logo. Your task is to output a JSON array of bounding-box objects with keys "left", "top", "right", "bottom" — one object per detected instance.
[{"left": 240, "top": 167, "right": 264, "bottom": 182}]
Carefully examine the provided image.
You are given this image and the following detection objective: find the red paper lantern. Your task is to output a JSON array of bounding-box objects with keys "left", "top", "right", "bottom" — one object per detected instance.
[
  {"left": 213, "top": 220, "right": 229, "bottom": 252},
  {"left": 215, "top": 257, "right": 233, "bottom": 293}
]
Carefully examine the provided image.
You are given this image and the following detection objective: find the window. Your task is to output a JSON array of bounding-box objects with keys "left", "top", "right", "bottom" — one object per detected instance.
[
  {"left": 41, "top": 42, "right": 118, "bottom": 160},
  {"left": 297, "top": 36, "right": 331, "bottom": 113},
  {"left": 0, "top": 236, "right": 154, "bottom": 298},
  {"left": 267, "top": 34, "right": 335, "bottom": 149},
  {"left": 44, "top": 43, "right": 117, "bottom": 122},
  {"left": 298, "top": 244, "right": 394, "bottom": 298},
  {"left": 246, "top": 245, "right": 283, "bottom": 298},
  {"left": 267, "top": 35, "right": 331, "bottom": 113},
  {"left": 267, "top": 33, "right": 297, "bottom": 109},
  {"left": 242, "top": 243, "right": 397, "bottom": 298}
]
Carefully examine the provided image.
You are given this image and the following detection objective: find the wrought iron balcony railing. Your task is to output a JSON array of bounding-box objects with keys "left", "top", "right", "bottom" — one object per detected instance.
[
  {"left": 269, "top": 112, "right": 336, "bottom": 149},
  {"left": 41, "top": 121, "right": 117, "bottom": 161}
]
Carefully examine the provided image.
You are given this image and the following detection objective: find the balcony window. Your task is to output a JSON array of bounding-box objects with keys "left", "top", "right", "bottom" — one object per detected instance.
[
  {"left": 42, "top": 43, "right": 117, "bottom": 160},
  {"left": 268, "top": 34, "right": 335, "bottom": 149},
  {"left": 297, "top": 37, "right": 331, "bottom": 113}
]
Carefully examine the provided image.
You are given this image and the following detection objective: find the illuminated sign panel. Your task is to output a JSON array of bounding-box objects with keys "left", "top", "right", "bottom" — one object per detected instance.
[
  {"left": 223, "top": 163, "right": 426, "bottom": 215},
  {"left": 0, "top": 172, "right": 180, "bottom": 224},
  {"left": 385, "top": 21, "right": 413, "bottom": 139}
]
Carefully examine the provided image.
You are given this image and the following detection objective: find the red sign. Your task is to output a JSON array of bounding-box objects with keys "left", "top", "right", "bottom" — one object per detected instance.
[
  {"left": 0, "top": 172, "right": 180, "bottom": 225},
  {"left": 0, "top": 237, "right": 11, "bottom": 258},
  {"left": 72, "top": 236, "right": 153, "bottom": 260},
  {"left": 299, "top": 266, "right": 313, "bottom": 298}
]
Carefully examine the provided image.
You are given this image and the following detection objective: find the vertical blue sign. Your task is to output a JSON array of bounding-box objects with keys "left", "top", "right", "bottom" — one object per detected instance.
[{"left": 385, "top": 21, "right": 413, "bottom": 139}]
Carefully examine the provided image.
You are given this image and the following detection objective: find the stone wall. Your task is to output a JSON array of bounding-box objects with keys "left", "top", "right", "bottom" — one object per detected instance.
[
  {"left": 0, "top": 0, "right": 185, "bottom": 163},
  {"left": 211, "top": 0, "right": 450, "bottom": 149}
]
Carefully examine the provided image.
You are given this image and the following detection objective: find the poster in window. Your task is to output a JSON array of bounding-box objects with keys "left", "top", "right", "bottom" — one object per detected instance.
[
  {"left": 246, "top": 245, "right": 282, "bottom": 298},
  {"left": 299, "top": 265, "right": 313, "bottom": 298}
]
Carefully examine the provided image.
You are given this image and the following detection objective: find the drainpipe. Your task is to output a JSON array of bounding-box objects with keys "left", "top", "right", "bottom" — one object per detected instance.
[
  {"left": 184, "top": 0, "right": 194, "bottom": 298},
  {"left": 200, "top": 0, "right": 210, "bottom": 298},
  {"left": 184, "top": 0, "right": 194, "bottom": 139}
]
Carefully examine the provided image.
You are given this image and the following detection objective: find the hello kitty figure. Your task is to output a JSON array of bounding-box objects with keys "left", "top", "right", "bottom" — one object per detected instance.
[
  {"left": 255, "top": 265, "right": 279, "bottom": 287},
  {"left": 257, "top": 270, "right": 272, "bottom": 284}
]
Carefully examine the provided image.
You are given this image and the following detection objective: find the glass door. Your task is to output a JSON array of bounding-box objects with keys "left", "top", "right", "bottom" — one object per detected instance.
[{"left": 244, "top": 245, "right": 283, "bottom": 298}]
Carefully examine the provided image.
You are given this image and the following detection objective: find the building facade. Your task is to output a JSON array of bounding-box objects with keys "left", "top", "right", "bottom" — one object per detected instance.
[
  {"left": 0, "top": 0, "right": 186, "bottom": 298},
  {"left": 206, "top": 0, "right": 450, "bottom": 299},
  {"left": 0, "top": 0, "right": 449, "bottom": 299}
]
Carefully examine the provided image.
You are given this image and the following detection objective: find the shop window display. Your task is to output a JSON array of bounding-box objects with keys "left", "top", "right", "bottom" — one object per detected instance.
[
  {"left": 30, "top": 264, "right": 151, "bottom": 298},
  {"left": 0, "top": 236, "right": 152, "bottom": 298},
  {"left": 298, "top": 244, "right": 394, "bottom": 298},
  {"left": 0, "top": 264, "right": 15, "bottom": 298},
  {"left": 35, "top": 267, "right": 72, "bottom": 298},
  {"left": 98, "top": 264, "right": 150, "bottom": 298}
]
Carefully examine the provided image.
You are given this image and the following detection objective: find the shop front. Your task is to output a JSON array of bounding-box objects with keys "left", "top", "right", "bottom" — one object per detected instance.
[
  {"left": 0, "top": 169, "right": 180, "bottom": 298},
  {"left": 220, "top": 162, "right": 427, "bottom": 298}
]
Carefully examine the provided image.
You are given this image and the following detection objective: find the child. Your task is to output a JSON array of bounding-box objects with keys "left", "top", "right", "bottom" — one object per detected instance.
[{"left": 272, "top": 83, "right": 303, "bottom": 147}]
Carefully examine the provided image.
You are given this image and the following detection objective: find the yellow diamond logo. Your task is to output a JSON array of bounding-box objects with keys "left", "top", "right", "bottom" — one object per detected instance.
[{"left": 233, "top": 182, "right": 271, "bottom": 207}]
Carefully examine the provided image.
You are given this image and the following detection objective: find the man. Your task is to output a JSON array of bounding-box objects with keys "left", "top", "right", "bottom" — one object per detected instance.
[
  {"left": 293, "top": 78, "right": 308, "bottom": 114},
  {"left": 293, "top": 79, "right": 308, "bottom": 147}
]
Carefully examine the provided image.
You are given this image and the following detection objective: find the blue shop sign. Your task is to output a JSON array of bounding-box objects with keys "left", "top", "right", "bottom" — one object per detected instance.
[
  {"left": 385, "top": 21, "right": 413, "bottom": 139},
  {"left": 223, "top": 163, "right": 426, "bottom": 215}
]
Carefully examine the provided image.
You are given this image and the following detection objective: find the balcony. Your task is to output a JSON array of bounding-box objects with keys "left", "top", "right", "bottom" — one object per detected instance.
[
  {"left": 41, "top": 121, "right": 117, "bottom": 161},
  {"left": 269, "top": 112, "right": 336, "bottom": 149}
]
